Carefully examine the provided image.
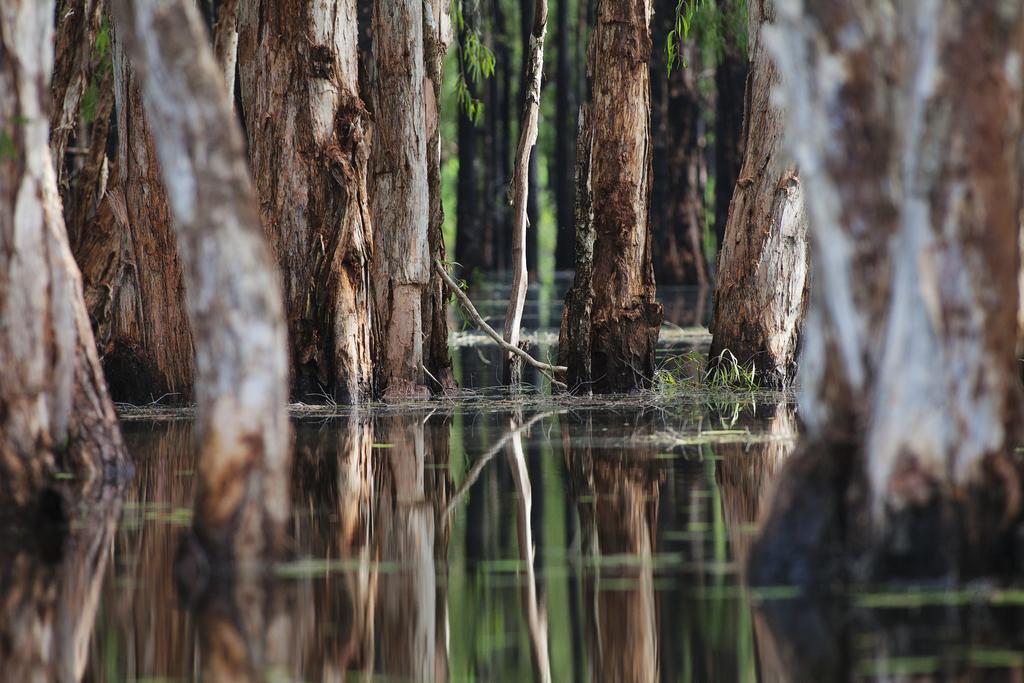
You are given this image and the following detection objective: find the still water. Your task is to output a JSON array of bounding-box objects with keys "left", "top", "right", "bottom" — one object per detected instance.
[{"left": 8, "top": 282, "right": 1024, "bottom": 682}]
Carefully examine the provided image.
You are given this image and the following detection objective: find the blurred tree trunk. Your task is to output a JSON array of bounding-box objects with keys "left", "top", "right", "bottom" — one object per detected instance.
[
  {"left": 111, "top": 0, "right": 291, "bottom": 562},
  {"left": 237, "top": 0, "right": 374, "bottom": 403},
  {"left": 650, "top": 1, "right": 709, "bottom": 287},
  {"left": 713, "top": 0, "right": 748, "bottom": 253},
  {"left": 552, "top": 0, "right": 576, "bottom": 272},
  {"left": 71, "top": 26, "right": 196, "bottom": 405},
  {"left": 707, "top": 0, "right": 808, "bottom": 388},
  {"left": 455, "top": 2, "right": 485, "bottom": 274},
  {"left": 751, "top": 0, "right": 1024, "bottom": 584},
  {"left": 423, "top": 0, "right": 457, "bottom": 392},
  {"left": 0, "top": 0, "right": 126, "bottom": 506},
  {"left": 490, "top": 0, "right": 513, "bottom": 272},
  {"left": 369, "top": 0, "right": 431, "bottom": 398},
  {"left": 560, "top": 0, "right": 663, "bottom": 393}
]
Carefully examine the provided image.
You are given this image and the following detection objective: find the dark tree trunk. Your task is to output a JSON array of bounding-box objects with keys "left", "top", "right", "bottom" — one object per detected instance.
[
  {"left": 0, "top": 0, "right": 126, "bottom": 506},
  {"left": 713, "top": 0, "right": 748, "bottom": 253},
  {"left": 491, "top": 0, "right": 513, "bottom": 272},
  {"left": 455, "top": 3, "right": 485, "bottom": 274},
  {"left": 112, "top": 0, "right": 291, "bottom": 562},
  {"left": 559, "top": 0, "right": 663, "bottom": 393},
  {"left": 650, "top": 0, "right": 709, "bottom": 287},
  {"left": 750, "top": 0, "right": 1024, "bottom": 585},
  {"left": 707, "top": 0, "right": 808, "bottom": 388},
  {"left": 552, "top": 0, "right": 576, "bottom": 272}
]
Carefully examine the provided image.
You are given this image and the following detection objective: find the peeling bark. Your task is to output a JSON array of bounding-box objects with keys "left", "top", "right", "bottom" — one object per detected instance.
[
  {"left": 237, "top": 0, "right": 374, "bottom": 403},
  {"left": 504, "top": 0, "right": 548, "bottom": 384},
  {"left": 751, "top": 0, "right": 1024, "bottom": 583},
  {"left": 50, "top": 0, "right": 105, "bottom": 189},
  {"left": 110, "top": 0, "right": 290, "bottom": 562},
  {"left": 707, "top": 0, "right": 808, "bottom": 389},
  {"left": 369, "top": 0, "right": 431, "bottom": 398},
  {"left": 423, "top": 0, "right": 457, "bottom": 393},
  {"left": 73, "top": 29, "right": 195, "bottom": 404},
  {"left": 0, "top": 0, "right": 126, "bottom": 506},
  {"left": 560, "top": 0, "right": 663, "bottom": 393}
]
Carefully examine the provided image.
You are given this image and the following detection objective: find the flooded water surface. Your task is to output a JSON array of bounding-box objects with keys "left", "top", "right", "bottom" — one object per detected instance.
[{"left": 9, "top": 282, "right": 1024, "bottom": 682}]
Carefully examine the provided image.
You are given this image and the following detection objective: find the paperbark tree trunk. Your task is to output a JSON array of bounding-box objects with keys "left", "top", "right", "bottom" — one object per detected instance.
[
  {"left": 72, "top": 28, "right": 195, "bottom": 405},
  {"left": 110, "top": 0, "right": 291, "bottom": 562},
  {"left": 0, "top": 0, "right": 126, "bottom": 507},
  {"left": 504, "top": 0, "right": 548, "bottom": 384},
  {"left": 559, "top": 0, "right": 663, "bottom": 393},
  {"left": 750, "top": 0, "right": 1024, "bottom": 583},
  {"left": 50, "top": 0, "right": 105, "bottom": 190},
  {"left": 369, "top": 0, "right": 431, "bottom": 399},
  {"left": 237, "top": 0, "right": 374, "bottom": 403},
  {"left": 423, "top": 0, "right": 457, "bottom": 393},
  {"left": 519, "top": 0, "right": 541, "bottom": 276},
  {"left": 713, "top": 0, "right": 749, "bottom": 252},
  {"left": 707, "top": 0, "right": 808, "bottom": 389},
  {"left": 650, "top": 5, "right": 708, "bottom": 287}
]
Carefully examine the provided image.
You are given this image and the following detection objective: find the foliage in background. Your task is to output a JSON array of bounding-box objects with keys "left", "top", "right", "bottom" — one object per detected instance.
[
  {"left": 452, "top": 0, "right": 496, "bottom": 125},
  {"left": 666, "top": 0, "right": 748, "bottom": 74}
]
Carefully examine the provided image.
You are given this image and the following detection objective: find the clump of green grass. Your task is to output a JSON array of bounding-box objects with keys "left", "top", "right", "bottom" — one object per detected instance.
[{"left": 654, "top": 349, "right": 759, "bottom": 395}]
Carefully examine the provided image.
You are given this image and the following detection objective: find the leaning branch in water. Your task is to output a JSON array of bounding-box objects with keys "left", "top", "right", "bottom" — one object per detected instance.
[{"left": 433, "top": 259, "right": 567, "bottom": 388}]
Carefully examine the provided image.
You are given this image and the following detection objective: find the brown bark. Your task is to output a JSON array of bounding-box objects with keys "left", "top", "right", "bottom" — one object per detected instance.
[
  {"left": 0, "top": 0, "right": 126, "bottom": 506},
  {"left": 559, "top": 0, "right": 663, "bottom": 393},
  {"left": 369, "top": 0, "right": 431, "bottom": 398},
  {"left": 707, "top": 0, "right": 808, "bottom": 389},
  {"left": 558, "top": 106, "right": 595, "bottom": 391},
  {"left": 73, "top": 30, "right": 195, "bottom": 405},
  {"left": 237, "top": 0, "right": 374, "bottom": 403},
  {"left": 423, "top": 0, "right": 457, "bottom": 393},
  {"left": 504, "top": 0, "right": 548, "bottom": 384},
  {"left": 111, "top": 0, "right": 291, "bottom": 562},
  {"left": 50, "top": 0, "right": 105, "bottom": 190},
  {"left": 212, "top": 0, "right": 240, "bottom": 99},
  {"left": 750, "top": 0, "right": 1024, "bottom": 583}
]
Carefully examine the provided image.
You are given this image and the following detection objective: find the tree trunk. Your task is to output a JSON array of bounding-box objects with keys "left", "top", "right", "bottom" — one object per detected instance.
[
  {"left": 212, "top": 0, "right": 240, "bottom": 100},
  {"left": 72, "top": 29, "right": 196, "bottom": 405},
  {"left": 519, "top": 0, "right": 542, "bottom": 276},
  {"left": 552, "top": 0, "right": 576, "bottom": 272},
  {"left": 707, "top": 0, "right": 808, "bottom": 389},
  {"left": 750, "top": 0, "right": 1024, "bottom": 583},
  {"left": 423, "top": 0, "right": 457, "bottom": 392},
  {"left": 0, "top": 0, "right": 126, "bottom": 506},
  {"left": 369, "top": 0, "right": 431, "bottom": 399},
  {"left": 713, "top": 0, "right": 748, "bottom": 253},
  {"left": 237, "top": 0, "right": 374, "bottom": 403},
  {"left": 50, "top": 0, "right": 105, "bottom": 191},
  {"left": 650, "top": 2, "right": 709, "bottom": 287},
  {"left": 455, "top": 2, "right": 485, "bottom": 274},
  {"left": 490, "top": 0, "right": 513, "bottom": 272},
  {"left": 111, "top": 0, "right": 291, "bottom": 562},
  {"left": 504, "top": 0, "right": 548, "bottom": 384},
  {"left": 559, "top": 0, "right": 663, "bottom": 393}
]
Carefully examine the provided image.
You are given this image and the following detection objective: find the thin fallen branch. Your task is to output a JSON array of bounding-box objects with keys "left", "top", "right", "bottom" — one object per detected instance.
[{"left": 433, "top": 259, "right": 567, "bottom": 388}]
